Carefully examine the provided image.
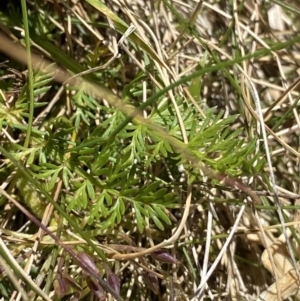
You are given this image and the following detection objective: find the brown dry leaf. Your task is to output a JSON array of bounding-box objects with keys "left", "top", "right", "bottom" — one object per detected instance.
[
  {"left": 261, "top": 233, "right": 294, "bottom": 279},
  {"left": 258, "top": 223, "right": 300, "bottom": 300},
  {"left": 257, "top": 265, "right": 300, "bottom": 301}
]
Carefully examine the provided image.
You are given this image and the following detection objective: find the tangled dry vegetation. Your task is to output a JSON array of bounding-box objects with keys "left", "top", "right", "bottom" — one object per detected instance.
[{"left": 1, "top": 0, "right": 300, "bottom": 300}]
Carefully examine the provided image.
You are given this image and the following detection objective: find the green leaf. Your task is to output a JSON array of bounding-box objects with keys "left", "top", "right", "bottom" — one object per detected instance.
[
  {"left": 104, "top": 190, "right": 113, "bottom": 206},
  {"left": 153, "top": 188, "right": 168, "bottom": 200},
  {"left": 153, "top": 205, "right": 171, "bottom": 225},
  {"left": 98, "top": 194, "right": 108, "bottom": 217},
  {"left": 27, "top": 150, "right": 36, "bottom": 165},
  {"left": 139, "top": 195, "right": 156, "bottom": 203},
  {"left": 101, "top": 211, "right": 117, "bottom": 230},
  {"left": 134, "top": 203, "right": 145, "bottom": 233},
  {"left": 86, "top": 182, "right": 95, "bottom": 200},
  {"left": 48, "top": 169, "right": 61, "bottom": 191},
  {"left": 135, "top": 203, "right": 149, "bottom": 217},
  {"left": 62, "top": 167, "right": 72, "bottom": 189},
  {"left": 121, "top": 188, "right": 139, "bottom": 196},
  {"left": 151, "top": 215, "right": 164, "bottom": 231},
  {"left": 119, "top": 197, "right": 125, "bottom": 215},
  {"left": 115, "top": 197, "right": 125, "bottom": 223},
  {"left": 142, "top": 182, "right": 160, "bottom": 194},
  {"left": 145, "top": 205, "right": 164, "bottom": 231},
  {"left": 189, "top": 75, "right": 201, "bottom": 100}
]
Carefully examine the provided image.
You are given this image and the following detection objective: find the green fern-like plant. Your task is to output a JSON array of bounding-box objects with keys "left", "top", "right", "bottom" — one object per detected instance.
[{"left": 1, "top": 66, "right": 263, "bottom": 236}]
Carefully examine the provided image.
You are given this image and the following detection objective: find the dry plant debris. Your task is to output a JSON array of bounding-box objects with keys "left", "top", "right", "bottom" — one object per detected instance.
[{"left": 0, "top": 0, "right": 300, "bottom": 300}]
